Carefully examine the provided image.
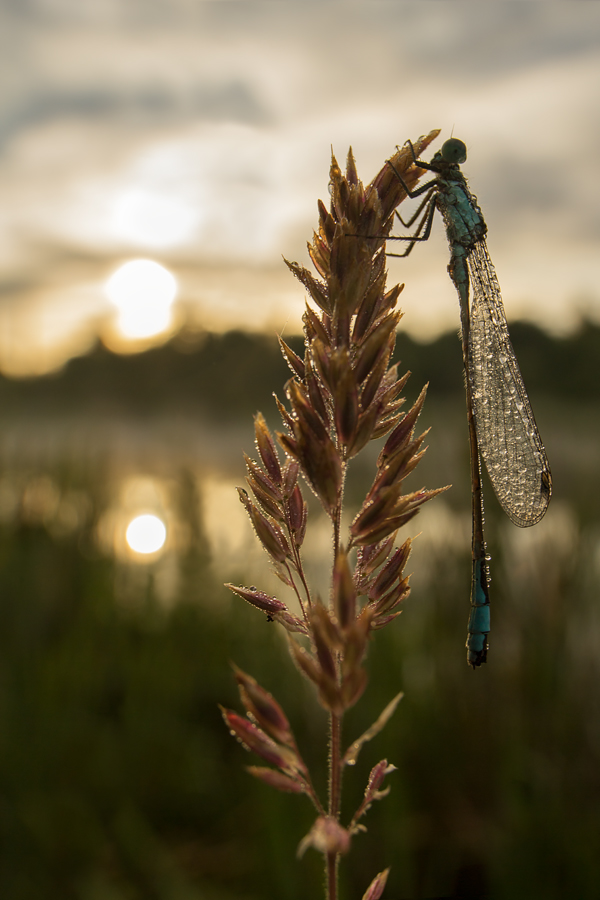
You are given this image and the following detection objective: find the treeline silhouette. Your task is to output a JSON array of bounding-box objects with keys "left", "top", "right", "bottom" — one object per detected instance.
[{"left": 1, "top": 320, "right": 596, "bottom": 419}]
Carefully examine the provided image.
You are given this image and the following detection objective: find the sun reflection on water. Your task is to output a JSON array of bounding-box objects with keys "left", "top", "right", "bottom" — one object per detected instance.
[
  {"left": 97, "top": 475, "right": 174, "bottom": 565},
  {"left": 126, "top": 513, "right": 167, "bottom": 555}
]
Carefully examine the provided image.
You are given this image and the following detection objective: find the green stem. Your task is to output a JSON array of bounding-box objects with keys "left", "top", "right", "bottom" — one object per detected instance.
[
  {"left": 290, "top": 543, "right": 313, "bottom": 610},
  {"left": 326, "top": 460, "right": 346, "bottom": 898},
  {"left": 333, "top": 462, "right": 347, "bottom": 560},
  {"left": 329, "top": 711, "right": 342, "bottom": 817},
  {"left": 326, "top": 711, "right": 342, "bottom": 900}
]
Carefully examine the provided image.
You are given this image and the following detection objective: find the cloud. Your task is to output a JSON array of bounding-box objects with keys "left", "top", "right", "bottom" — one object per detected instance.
[
  {"left": 0, "top": 1, "right": 598, "bottom": 372},
  {"left": 0, "top": 79, "right": 271, "bottom": 153}
]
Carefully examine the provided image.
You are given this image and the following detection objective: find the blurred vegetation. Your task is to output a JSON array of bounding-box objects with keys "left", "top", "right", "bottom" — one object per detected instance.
[
  {"left": 0, "top": 325, "right": 599, "bottom": 898},
  {"left": 1, "top": 320, "right": 599, "bottom": 418},
  {"left": 0, "top": 465, "right": 323, "bottom": 900}
]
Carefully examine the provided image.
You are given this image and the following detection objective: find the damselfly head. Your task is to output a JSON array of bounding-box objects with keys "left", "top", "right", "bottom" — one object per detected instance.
[{"left": 441, "top": 138, "right": 467, "bottom": 165}]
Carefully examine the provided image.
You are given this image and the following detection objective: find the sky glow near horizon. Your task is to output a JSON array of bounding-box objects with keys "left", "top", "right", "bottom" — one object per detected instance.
[{"left": 1, "top": 2, "right": 599, "bottom": 375}]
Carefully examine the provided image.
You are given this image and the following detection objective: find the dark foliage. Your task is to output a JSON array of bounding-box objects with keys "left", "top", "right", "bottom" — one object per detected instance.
[{"left": 1, "top": 321, "right": 598, "bottom": 421}]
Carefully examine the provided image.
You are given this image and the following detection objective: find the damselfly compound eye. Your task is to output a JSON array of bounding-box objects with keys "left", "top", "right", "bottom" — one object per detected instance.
[{"left": 441, "top": 138, "right": 467, "bottom": 164}]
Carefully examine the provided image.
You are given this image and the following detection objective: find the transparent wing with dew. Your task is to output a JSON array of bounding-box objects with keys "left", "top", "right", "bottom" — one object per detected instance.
[{"left": 467, "top": 240, "right": 552, "bottom": 527}]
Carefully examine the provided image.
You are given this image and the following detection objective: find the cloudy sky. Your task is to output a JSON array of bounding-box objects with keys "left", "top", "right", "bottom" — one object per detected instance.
[{"left": 1, "top": 1, "right": 599, "bottom": 374}]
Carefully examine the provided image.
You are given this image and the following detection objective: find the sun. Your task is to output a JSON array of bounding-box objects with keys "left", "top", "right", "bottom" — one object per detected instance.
[{"left": 105, "top": 259, "right": 178, "bottom": 340}]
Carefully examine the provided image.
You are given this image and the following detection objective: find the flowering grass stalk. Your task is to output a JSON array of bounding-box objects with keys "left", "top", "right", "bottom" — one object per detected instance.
[{"left": 221, "top": 128, "right": 446, "bottom": 899}]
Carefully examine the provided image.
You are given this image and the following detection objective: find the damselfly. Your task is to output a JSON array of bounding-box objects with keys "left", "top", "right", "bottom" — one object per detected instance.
[{"left": 384, "top": 137, "right": 552, "bottom": 667}]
